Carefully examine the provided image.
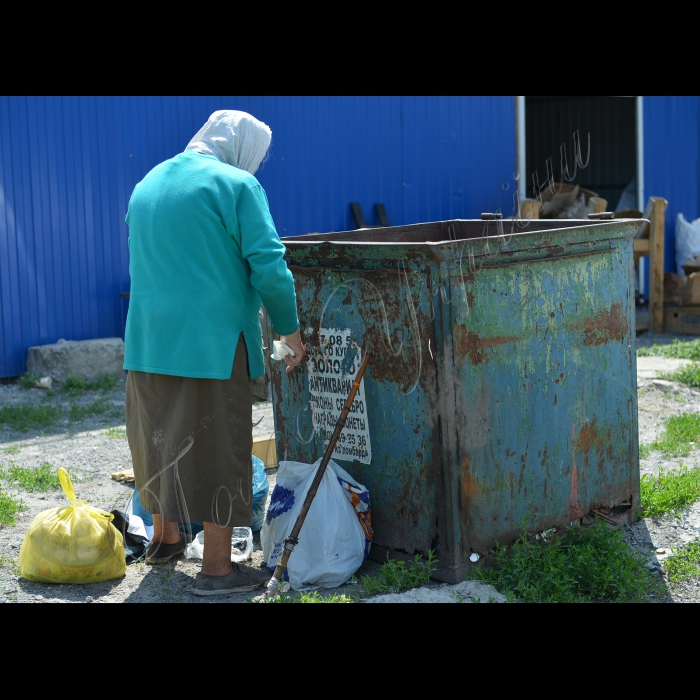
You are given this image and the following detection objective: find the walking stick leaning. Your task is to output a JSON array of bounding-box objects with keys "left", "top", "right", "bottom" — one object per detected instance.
[{"left": 262, "top": 352, "right": 370, "bottom": 599}]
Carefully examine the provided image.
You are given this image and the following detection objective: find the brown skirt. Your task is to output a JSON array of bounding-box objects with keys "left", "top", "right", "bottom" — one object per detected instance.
[{"left": 125, "top": 334, "right": 253, "bottom": 526}]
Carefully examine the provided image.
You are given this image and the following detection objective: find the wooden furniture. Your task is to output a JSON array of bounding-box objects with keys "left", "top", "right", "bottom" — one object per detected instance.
[{"left": 632, "top": 197, "right": 667, "bottom": 333}]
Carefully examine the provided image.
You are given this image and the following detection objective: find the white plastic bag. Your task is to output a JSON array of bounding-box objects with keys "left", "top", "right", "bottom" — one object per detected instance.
[
  {"left": 675, "top": 212, "right": 700, "bottom": 274},
  {"left": 261, "top": 459, "right": 373, "bottom": 591},
  {"left": 184, "top": 526, "right": 253, "bottom": 563},
  {"left": 270, "top": 340, "right": 294, "bottom": 361}
]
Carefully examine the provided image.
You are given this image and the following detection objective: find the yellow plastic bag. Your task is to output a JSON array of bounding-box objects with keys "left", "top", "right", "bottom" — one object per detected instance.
[{"left": 19, "top": 467, "right": 126, "bottom": 583}]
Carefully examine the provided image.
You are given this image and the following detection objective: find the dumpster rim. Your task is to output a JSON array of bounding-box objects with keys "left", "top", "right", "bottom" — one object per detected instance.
[{"left": 281, "top": 218, "right": 646, "bottom": 247}]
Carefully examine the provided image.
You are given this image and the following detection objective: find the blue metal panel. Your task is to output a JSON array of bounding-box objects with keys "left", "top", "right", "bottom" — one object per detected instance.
[
  {"left": 643, "top": 96, "right": 700, "bottom": 272},
  {"left": 402, "top": 96, "right": 517, "bottom": 223},
  {"left": 1, "top": 96, "right": 517, "bottom": 378}
]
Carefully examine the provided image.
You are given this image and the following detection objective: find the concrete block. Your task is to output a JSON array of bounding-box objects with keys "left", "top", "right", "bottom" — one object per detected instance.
[{"left": 26, "top": 338, "right": 125, "bottom": 383}]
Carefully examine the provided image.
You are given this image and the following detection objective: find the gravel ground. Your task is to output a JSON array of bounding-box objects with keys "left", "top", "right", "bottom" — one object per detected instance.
[
  {"left": 0, "top": 374, "right": 381, "bottom": 603},
  {"left": 2, "top": 331, "right": 700, "bottom": 603}
]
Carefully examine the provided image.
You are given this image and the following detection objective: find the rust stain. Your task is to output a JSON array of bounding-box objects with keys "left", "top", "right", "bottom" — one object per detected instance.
[
  {"left": 574, "top": 420, "right": 598, "bottom": 453},
  {"left": 570, "top": 303, "right": 628, "bottom": 346},
  {"left": 454, "top": 324, "right": 520, "bottom": 366},
  {"left": 570, "top": 424, "right": 581, "bottom": 512},
  {"left": 517, "top": 458, "right": 526, "bottom": 494},
  {"left": 461, "top": 456, "right": 484, "bottom": 501}
]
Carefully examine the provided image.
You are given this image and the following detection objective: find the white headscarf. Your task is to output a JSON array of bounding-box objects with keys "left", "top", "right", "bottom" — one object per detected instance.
[{"left": 185, "top": 110, "right": 272, "bottom": 175}]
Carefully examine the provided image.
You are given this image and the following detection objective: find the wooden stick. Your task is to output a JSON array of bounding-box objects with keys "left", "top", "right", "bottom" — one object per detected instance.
[
  {"left": 268, "top": 352, "right": 370, "bottom": 591},
  {"left": 591, "top": 509, "right": 618, "bottom": 526},
  {"left": 648, "top": 197, "right": 668, "bottom": 334}
]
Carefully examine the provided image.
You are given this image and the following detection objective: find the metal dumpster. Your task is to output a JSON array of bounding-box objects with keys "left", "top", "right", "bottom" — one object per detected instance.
[{"left": 269, "top": 217, "right": 643, "bottom": 583}]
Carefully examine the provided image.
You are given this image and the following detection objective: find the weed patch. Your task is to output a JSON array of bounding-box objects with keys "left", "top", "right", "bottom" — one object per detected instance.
[
  {"left": 62, "top": 374, "right": 119, "bottom": 395},
  {"left": 68, "top": 397, "right": 111, "bottom": 422},
  {"left": 0, "top": 461, "right": 62, "bottom": 492},
  {"left": 640, "top": 464, "right": 700, "bottom": 518},
  {"left": 638, "top": 338, "right": 700, "bottom": 360},
  {"left": 468, "top": 520, "right": 661, "bottom": 603},
  {"left": 106, "top": 427, "right": 127, "bottom": 439},
  {"left": 2, "top": 445, "right": 20, "bottom": 455},
  {"left": 0, "top": 489, "right": 27, "bottom": 526},
  {"left": 0, "top": 405, "right": 62, "bottom": 432},
  {"left": 17, "top": 373, "right": 42, "bottom": 389},
  {"left": 360, "top": 550, "right": 438, "bottom": 597},
  {"left": 664, "top": 539, "right": 700, "bottom": 585},
  {"left": 664, "top": 362, "right": 700, "bottom": 387},
  {"left": 646, "top": 413, "right": 700, "bottom": 458}
]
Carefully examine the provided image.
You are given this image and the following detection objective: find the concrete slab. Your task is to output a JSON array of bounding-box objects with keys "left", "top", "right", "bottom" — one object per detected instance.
[
  {"left": 363, "top": 580, "right": 507, "bottom": 603},
  {"left": 26, "top": 338, "right": 125, "bottom": 383},
  {"left": 636, "top": 356, "right": 693, "bottom": 379}
]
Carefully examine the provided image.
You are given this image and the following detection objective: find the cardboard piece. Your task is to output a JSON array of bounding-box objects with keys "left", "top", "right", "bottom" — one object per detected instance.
[
  {"left": 664, "top": 273, "right": 687, "bottom": 306},
  {"left": 682, "top": 255, "right": 700, "bottom": 276},
  {"left": 685, "top": 272, "right": 700, "bottom": 305}
]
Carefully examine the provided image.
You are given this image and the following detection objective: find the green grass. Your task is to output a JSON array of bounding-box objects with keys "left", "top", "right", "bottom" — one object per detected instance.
[
  {"left": 639, "top": 444, "right": 652, "bottom": 460},
  {"left": 106, "top": 427, "right": 127, "bottom": 439},
  {"left": 17, "top": 372, "right": 42, "bottom": 389},
  {"left": 645, "top": 413, "right": 700, "bottom": 458},
  {"left": 62, "top": 373, "right": 119, "bottom": 395},
  {"left": 68, "top": 397, "right": 111, "bottom": 422},
  {"left": 0, "top": 489, "right": 27, "bottom": 526},
  {"left": 0, "top": 461, "right": 62, "bottom": 492},
  {"left": 468, "top": 520, "right": 661, "bottom": 603},
  {"left": 2, "top": 446, "right": 20, "bottom": 455},
  {"left": 360, "top": 550, "right": 438, "bottom": 597},
  {"left": 0, "top": 405, "right": 62, "bottom": 432},
  {"left": 255, "top": 590, "right": 355, "bottom": 603},
  {"left": 663, "top": 362, "right": 700, "bottom": 387},
  {"left": 0, "top": 555, "right": 21, "bottom": 576},
  {"left": 640, "top": 464, "right": 700, "bottom": 518},
  {"left": 638, "top": 338, "right": 700, "bottom": 360},
  {"left": 664, "top": 539, "right": 700, "bottom": 585}
]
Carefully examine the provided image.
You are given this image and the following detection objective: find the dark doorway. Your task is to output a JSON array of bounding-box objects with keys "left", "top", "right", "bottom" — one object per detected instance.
[{"left": 525, "top": 96, "right": 638, "bottom": 212}]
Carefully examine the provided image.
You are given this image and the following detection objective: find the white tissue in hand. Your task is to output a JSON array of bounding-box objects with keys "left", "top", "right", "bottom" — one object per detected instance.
[{"left": 271, "top": 341, "right": 295, "bottom": 361}]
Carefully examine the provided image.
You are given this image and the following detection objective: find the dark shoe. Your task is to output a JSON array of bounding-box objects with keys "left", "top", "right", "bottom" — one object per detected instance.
[
  {"left": 191, "top": 563, "right": 271, "bottom": 596},
  {"left": 145, "top": 536, "right": 186, "bottom": 564}
]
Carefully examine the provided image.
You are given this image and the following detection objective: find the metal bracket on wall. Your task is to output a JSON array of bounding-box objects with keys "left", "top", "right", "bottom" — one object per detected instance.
[
  {"left": 350, "top": 202, "right": 368, "bottom": 229},
  {"left": 375, "top": 203, "right": 391, "bottom": 227},
  {"left": 351, "top": 202, "right": 391, "bottom": 229}
]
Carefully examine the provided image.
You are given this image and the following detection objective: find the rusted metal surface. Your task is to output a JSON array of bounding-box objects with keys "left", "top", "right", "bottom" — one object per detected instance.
[{"left": 269, "top": 218, "right": 643, "bottom": 583}]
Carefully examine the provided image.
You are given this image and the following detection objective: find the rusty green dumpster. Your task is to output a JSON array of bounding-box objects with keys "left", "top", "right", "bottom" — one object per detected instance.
[{"left": 268, "top": 217, "right": 643, "bottom": 583}]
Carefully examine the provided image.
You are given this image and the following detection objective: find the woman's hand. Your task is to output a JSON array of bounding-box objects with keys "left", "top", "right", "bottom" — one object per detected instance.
[{"left": 279, "top": 329, "right": 306, "bottom": 373}]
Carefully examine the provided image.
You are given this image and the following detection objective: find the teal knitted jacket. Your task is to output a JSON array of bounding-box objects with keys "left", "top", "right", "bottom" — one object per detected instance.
[{"left": 124, "top": 151, "right": 299, "bottom": 379}]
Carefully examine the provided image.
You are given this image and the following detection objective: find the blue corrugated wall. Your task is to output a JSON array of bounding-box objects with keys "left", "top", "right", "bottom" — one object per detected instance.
[
  {"left": 643, "top": 96, "right": 700, "bottom": 275},
  {"left": 3, "top": 96, "right": 698, "bottom": 379},
  {"left": 0, "top": 96, "right": 516, "bottom": 378}
]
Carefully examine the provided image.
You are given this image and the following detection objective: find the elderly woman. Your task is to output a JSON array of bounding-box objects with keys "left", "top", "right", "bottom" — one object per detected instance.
[{"left": 124, "top": 110, "right": 304, "bottom": 596}]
